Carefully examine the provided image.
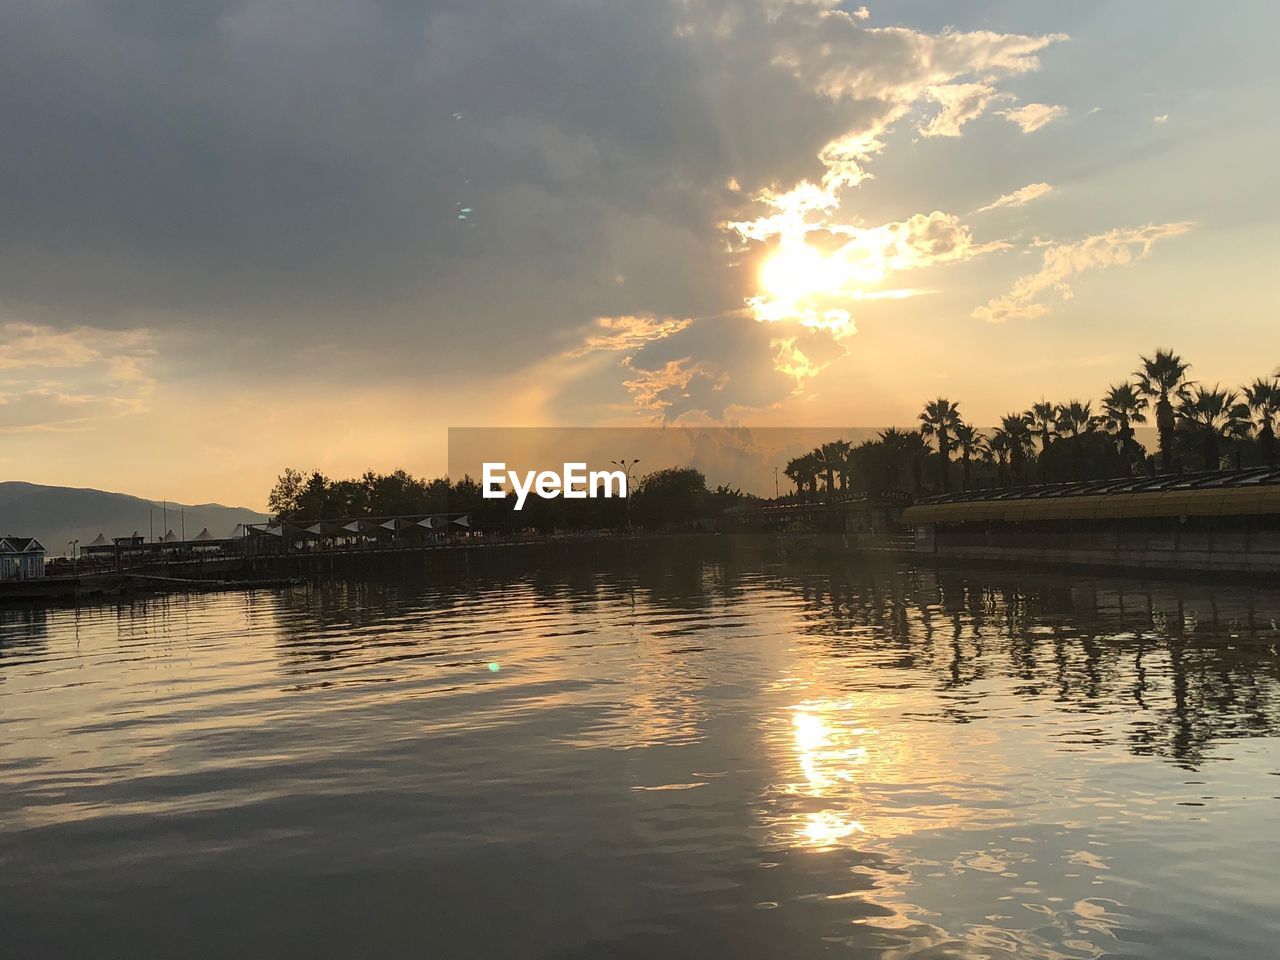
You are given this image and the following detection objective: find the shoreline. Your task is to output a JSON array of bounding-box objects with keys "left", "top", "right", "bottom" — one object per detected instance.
[{"left": 5, "top": 530, "right": 1279, "bottom": 610}]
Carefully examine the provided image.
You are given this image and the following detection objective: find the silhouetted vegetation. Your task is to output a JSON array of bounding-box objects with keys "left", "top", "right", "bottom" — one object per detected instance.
[
  {"left": 267, "top": 465, "right": 757, "bottom": 532},
  {"left": 269, "top": 351, "right": 1279, "bottom": 527},
  {"left": 781, "top": 350, "right": 1279, "bottom": 500}
]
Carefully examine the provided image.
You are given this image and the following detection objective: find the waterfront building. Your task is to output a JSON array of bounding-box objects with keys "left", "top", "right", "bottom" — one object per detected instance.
[
  {"left": 903, "top": 467, "right": 1280, "bottom": 574},
  {"left": 0, "top": 537, "right": 47, "bottom": 580}
]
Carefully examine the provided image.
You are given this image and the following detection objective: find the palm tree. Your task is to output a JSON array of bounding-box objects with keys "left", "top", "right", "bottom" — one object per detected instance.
[
  {"left": 801, "top": 452, "right": 825, "bottom": 499},
  {"left": 1137, "top": 349, "right": 1192, "bottom": 470},
  {"left": 1242, "top": 377, "right": 1279, "bottom": 466},
  {"left": 1026, "top": 399, "right": 1057, "bottom": 454},
  {"left": 997, "top": 412, "right": 1035, "bottom": 485},
  {"left": 919, "top": 397, "right": 962, "bottom": 492},
  {"left": 902, "top": 430, "right": 932, "bottom": 494},
  {"left": 1101, "top": 382, "right": 1149, "bottom": 472},
  {"left": 828, "top": 438, "right": 853, "bottom": 493},
  {"left": 952, "top": 421, "right": 986, "bottom": 491},
  {"left": 815, "top": 440, "right": 852, "bottom": 498},
  {"left": 1176, "top": 384, "right": 1246, "bottom": 471},
  {"left": 1054, "top": 399, "right": 1096, "bottom": 438},
  {"left": 987, "top": 428, "right": 1012, "bottom": 487},
  {"left": 783, "top": 456, "right": 806, "bottom": 498},
  {"left": 876, "top": 428, "right": 913, "bottom": 492},
  {"left": 813, "top": 443, "right": 837, "bottom": 498},
  {"left": 785, "top": 454, "right": 821, "bottom": 500}
]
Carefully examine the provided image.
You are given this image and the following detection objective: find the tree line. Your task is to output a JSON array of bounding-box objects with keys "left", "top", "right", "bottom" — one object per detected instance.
[
  {"left": 267, "top": 464, "right": 747, "bottom": 530},
  {"left": 268, "top": 349, "right": 1278, "bottom": 524},
  {"left": 783, "top": 350, "right": 1280, "bottom": 499}
]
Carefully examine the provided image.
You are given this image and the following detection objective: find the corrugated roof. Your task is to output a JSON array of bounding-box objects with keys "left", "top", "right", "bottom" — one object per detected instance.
[{"left": 903, "top": 468, "right": 1280, "bottom": 525}]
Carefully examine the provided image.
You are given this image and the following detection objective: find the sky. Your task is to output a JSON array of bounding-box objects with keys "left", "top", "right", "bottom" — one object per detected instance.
[{"left": 2, "top": 0, "right": 1278, "bottom": 508}]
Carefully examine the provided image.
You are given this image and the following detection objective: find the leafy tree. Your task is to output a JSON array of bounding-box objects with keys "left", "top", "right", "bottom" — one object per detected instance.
[
  {"left": 709, "top": 484, "right": 756, "bottom": 517},
  {"left": 266, "top": 467, "right": 502, "bottom": 526},
  {"left": 298, "top": 470, "right": 332, "bottom": 518},
  {"left": 267, "top": 467, "right": 307, "bottom": 520},
  {"left": 630, "top": 467, "right": 709, "bottom": 529}
]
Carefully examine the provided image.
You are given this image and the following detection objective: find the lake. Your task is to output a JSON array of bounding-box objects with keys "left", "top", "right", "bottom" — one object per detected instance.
[{"left": 3, "top": 549, "right": 1279, "bottom": 958}]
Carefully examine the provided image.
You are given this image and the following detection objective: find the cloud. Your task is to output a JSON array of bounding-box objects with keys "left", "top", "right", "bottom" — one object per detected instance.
[
  {"left": 0, "top": 390, "right": 147, "bottom": 434},
  {"left": 621, "top": 356, "right": 726, "bottom": 417},
  {"left": 976, "top": 182, "right": 1055, "bottom": 213},
  {"left": 996, "top": 102, "right": 1067, "bottom": 132},
  {"left": 565, "top": 315, "right": 693, "bottom": 358},
  {"left": 973, "top": 222, "right": 1194, "bottom": 323},
  {"left": 0, "top": 1, "right": 1072, "bottom": 443},
  {"left": 727, "top": 208, "right": 1005, "bottom": 336},
  {"left": 0, "top": 322, "right": 150, "bottom": 375},
  {"left": 770, "top": 18, "right": 1066, "bottom": 103},
  {"left": 0, "top": 2, "right": 1065, "bottom": 389},
  {"left": 0, "top": 320, "right": 154, "bottom": 432},
  {"left": 918, "top": 83, "right": 1007, "bottom": 137},
  {"left": 770, "top": 334, "right": 849, "bottom": 386},
  {"left": 1154, "top": 114, "right": 1169, "bottom": 124},
  {"left": 710, "top": 11, "right": 1064, "bottom": 384}
]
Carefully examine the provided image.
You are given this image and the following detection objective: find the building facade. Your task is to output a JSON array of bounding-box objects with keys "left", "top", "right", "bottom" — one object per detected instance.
[
  {"left": 903, "top": 468, "right": 1280, "bottom": 575},
  {"left": 0, "top": 537, "right": 47, "bottom": 579}
]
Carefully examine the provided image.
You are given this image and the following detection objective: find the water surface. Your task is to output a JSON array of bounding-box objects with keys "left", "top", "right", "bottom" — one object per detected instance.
[{"left": 3, "top": 554, "right": 1279, "bottom": 958}]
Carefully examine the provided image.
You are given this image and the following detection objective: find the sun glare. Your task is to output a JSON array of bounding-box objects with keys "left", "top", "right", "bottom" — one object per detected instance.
[{"left": 760, "top": 242, "right": 835, "bottom": 303}]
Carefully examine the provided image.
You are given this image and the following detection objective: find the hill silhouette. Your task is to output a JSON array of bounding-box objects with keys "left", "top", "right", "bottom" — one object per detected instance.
[{"left": 0, "top": 482, "right": 267, "bottom": 555}]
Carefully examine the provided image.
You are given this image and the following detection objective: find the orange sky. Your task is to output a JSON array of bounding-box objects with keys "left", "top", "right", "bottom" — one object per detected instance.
[{"left": 2, "top": 2, "right": 1277, "bottom": 508}]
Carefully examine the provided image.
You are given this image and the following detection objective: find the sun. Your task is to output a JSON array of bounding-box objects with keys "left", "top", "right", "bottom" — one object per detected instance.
[{"left": 760, "top": 241, "right": 835, "bottom": 303}]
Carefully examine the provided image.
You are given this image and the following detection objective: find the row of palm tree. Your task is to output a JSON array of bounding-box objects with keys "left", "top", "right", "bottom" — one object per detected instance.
[{"left": 783, "top": 351, "right": 1280, "bottom": 498}]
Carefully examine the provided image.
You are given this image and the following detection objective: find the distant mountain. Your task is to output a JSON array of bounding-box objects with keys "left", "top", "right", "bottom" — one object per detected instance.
[{"left": 0, "top": 482, "right": 268, "bottom": 555}]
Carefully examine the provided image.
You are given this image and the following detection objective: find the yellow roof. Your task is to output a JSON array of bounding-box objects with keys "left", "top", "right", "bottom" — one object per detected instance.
[{"left": 902, "top": 485, "right": 1280, "bottom": 525}]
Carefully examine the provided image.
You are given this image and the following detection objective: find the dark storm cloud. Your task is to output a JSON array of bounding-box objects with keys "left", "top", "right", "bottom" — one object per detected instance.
[{"left": 0, "top": 0, "right": 855, "bottom": 377}]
